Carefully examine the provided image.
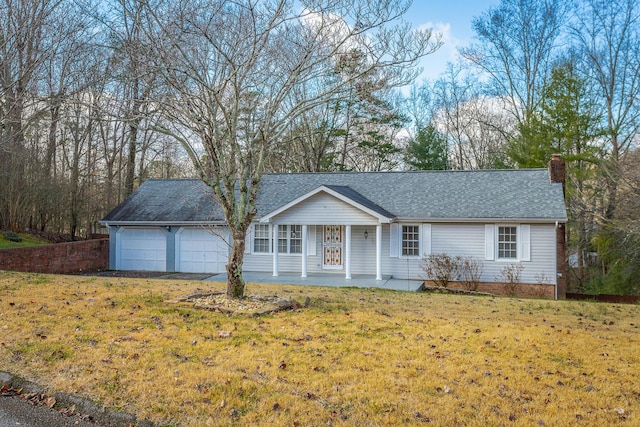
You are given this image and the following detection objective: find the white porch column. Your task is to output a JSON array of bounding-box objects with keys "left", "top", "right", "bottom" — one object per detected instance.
[
  {"left": 301, "top": 225, "right": 308, "bottom": 278},
  {"left": 345, "top": 225, "right": 352, "bottom": 279},
  {"left": 272, "top": 224, "right": 279, "bottom": 277},
  {"left": 376, "top": 224, "right": 382, "bottom": 280}
]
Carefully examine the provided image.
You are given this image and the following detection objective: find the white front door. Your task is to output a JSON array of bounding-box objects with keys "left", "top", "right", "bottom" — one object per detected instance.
[{"left": 323, "top": 225, "right": 343, "bottom": 269}]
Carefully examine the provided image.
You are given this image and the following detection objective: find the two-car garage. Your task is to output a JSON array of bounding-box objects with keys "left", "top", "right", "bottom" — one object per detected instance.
[{"left": 115, "top": 227, "right": 229, "bottom": 273}]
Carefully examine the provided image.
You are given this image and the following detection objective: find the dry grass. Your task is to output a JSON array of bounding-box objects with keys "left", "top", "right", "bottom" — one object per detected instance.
[{"left": 0, "top": 271, "right": 639, "bottom": 426}]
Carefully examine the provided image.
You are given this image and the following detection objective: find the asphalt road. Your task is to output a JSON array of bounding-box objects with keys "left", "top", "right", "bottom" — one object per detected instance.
[{"left": 0, "top": 395, "right": 98, "bottom": 427}]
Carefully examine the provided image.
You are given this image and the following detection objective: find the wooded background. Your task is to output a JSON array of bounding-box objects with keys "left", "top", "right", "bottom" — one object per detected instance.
[{"left": 1, "top": 0, "right": 638, "bottom": 295}]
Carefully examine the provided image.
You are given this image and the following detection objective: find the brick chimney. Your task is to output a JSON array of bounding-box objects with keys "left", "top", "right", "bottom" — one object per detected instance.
[
  {"left": 549, "top": 153, "right": 565, "bottom": 184},
  {"left": 548, "top": 154, "right": 567, "bottom": 299}
]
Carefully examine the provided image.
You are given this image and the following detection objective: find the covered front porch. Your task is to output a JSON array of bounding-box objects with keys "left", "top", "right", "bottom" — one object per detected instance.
[
  {"left": 257, "top": 185, "right": 395, "bottom": 281},
  {"left": 267, "top": 223, "right": 386, "bottom": 280},
  {"left": 205, "top": 271, "right": 424, "bottom": 292}
]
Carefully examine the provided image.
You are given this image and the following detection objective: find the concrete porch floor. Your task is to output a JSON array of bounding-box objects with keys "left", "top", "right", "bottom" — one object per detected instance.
[{"left": 205, "top": 271, "right": 424, "bottom": 292}]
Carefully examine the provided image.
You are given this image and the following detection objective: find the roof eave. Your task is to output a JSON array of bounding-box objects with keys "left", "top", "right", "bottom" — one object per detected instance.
[
  {"left": 100, "top": 220, "right": 227, "bottom": 227},
  {"left": 392, "top": 217, "right": 568, "bottom": 224}
]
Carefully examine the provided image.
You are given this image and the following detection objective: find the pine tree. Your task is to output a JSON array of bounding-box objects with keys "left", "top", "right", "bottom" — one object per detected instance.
[{"left": 404, "top": 125, "right": 448, "bottom": 170}]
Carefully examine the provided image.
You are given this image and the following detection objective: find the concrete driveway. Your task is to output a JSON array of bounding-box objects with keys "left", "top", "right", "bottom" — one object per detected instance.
[
  {"left": 0, "top": 395, "right": 98, "bottom": 427},
  {"left": 0, "top": 372, "right": 152, "bottom": 427}
]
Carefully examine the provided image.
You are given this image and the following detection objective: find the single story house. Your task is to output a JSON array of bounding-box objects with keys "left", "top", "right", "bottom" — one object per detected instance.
[{"left": 101, "top": 157, "right": 568, "bottom": 298}]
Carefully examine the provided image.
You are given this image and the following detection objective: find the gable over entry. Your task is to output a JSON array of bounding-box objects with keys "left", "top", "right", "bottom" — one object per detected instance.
[
  {"left": 258, "top": 185, "right": 392, "bottom": 280},
  {"left": 259, "top": 185, "right": 393, "bottom": 225}
]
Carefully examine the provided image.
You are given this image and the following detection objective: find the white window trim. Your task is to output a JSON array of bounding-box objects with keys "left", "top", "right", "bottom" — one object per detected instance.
[
  {"left": 252, "top": 224, "right": 272, "bottom": 254},
  {"left": 253, "top": 224, "right": 309, "bottom": 256},
  {"left": 400, "top": 224, "right": 421, "bottom": 259},
  {"left": 496, "top": 224, "right": 519, "bottom": 262},
  {"left": 278, "top": 224, "right": 303, "bottom": 256}
]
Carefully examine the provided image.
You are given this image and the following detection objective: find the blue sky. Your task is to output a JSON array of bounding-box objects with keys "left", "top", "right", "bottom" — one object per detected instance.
[{"left": 405, "top": 0, "right": 499, "bottom": 81}]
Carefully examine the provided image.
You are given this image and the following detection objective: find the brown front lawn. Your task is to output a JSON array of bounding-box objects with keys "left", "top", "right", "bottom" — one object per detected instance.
[{"left": 0, "top": 272, "right": 638, "bottom": 426}]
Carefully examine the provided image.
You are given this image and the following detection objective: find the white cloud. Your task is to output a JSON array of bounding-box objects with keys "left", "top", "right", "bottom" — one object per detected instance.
[{"left": 414, "top": 21, "right": 465, "bottom": 81}]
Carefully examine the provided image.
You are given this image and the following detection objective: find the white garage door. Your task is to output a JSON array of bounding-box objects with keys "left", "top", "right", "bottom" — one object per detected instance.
[
  {"left": 118, "top": 228, "right": 167, "bottom": 271},
  {"left": 177, "top": 228, "right": 228, "bottom": 273}
]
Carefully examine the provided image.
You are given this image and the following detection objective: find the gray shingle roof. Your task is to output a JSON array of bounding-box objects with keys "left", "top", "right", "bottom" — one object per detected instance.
[
  {"left": 101, "top": 169, "right": 567, "bottom": 224},
  {"left": 323, "top": 185, "right": 395, "bottom": 219},
  {"left": 101, "top": 179, "right": 225, "bottom": 223}
]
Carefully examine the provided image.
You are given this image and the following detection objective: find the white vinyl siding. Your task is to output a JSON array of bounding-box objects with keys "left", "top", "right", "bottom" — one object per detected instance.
[
  {"left": 433, "top": 224, "right": 486, "bottom": 256},
  {"left": 349, "top": 226, "right": 381, "bottom": 274},
  {"left": 527, "top": 224, "right": 555, "bottom": 283},
  {"left": 421, "top": 224, "right": 432, "bottom": 256},
  {"left": 520, "top": 224, "right": 531, "bottom": 261},
  {"left": 426, "top": 223, "right": 554, "bottom": 284},
  {"left": 389, "top": 223, "right": 400, "bottom": 257},
  {"left": 271, "top": 192, "right": 379, "bottom": 225}
]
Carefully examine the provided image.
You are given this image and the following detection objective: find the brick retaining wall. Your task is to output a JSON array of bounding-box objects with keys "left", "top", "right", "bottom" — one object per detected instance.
[
  {"left": 566, "top": 293, "right": 639, "bottom": 304},
  {"left": 424, "top": 280, "right": 556, "bottom": 299},
  {"left": 0, "top": 239, "right": 109, "bottom": 274}
]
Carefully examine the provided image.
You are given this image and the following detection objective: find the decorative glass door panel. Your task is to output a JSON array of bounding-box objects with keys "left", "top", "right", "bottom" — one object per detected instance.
[{"left": 323, "top": 225, "right": 343, "bottom": 269}]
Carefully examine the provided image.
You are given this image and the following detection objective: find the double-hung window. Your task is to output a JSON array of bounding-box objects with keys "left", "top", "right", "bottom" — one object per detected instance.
[
  {"left": 289, "top": 225, "right": 302, "bottom": 254},
  {"left": 278, "top": 225, "right": 302, "bottom": 254},
  {"left": 497, "top": 226, "right": 517, "bottom": 259},
  {"left": 401, "top": 225, "right": 420, "bottom": 257},
  {"left": 253, "top": 224, "right": 307, "bottom": 255},
  {"left": 486, "top": 224, "right": 529, "bottom": 262},
  {"left": 253, "top": 224, "right": 271, "bottom": 253}
]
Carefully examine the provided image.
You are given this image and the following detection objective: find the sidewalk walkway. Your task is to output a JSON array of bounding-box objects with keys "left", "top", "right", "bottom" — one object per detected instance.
[{"left": 205, "top": 271, "right": 424, "bottom": 292}]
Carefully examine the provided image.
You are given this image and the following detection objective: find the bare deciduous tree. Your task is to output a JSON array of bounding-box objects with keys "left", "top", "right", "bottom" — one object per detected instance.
[
  {"left": 0, "top": 0, "right": 60, "bottom": 230},
  {"left": 572, "top": 0, "right": 640, "bottom": 220},
  {"left": 432, "top": 63, "right": 515, "bottom": 170},
  {"left": 460, "top": 0, "right": 569, "bottom": 126},
  {"left": 133, "top": 0, "right": 440, "bottom": 297}
]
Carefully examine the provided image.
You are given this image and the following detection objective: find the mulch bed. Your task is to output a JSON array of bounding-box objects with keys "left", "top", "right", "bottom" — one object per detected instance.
[{"left": 169, "top": 292, "right": 308, "bottom": 316}]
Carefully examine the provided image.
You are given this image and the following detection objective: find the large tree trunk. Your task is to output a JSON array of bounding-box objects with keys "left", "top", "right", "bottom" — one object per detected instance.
[{"left": 226, "top": 231, "right": 247, "bottom": 298}]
